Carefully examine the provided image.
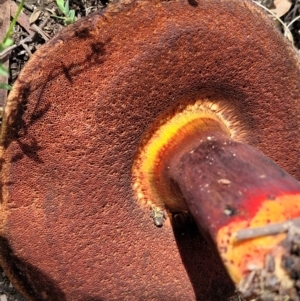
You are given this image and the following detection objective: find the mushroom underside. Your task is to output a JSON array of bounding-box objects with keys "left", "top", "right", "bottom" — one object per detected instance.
[{"left": 0, "top": 0, "right": 299, "bottom": 300}]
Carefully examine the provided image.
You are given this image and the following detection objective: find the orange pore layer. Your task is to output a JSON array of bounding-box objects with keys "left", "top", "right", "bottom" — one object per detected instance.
[{"left": 217, "top": 193, "right": 300, "bottom": 284}]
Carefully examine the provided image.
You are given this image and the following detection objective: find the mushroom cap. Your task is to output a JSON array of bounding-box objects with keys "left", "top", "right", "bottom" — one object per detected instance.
[{"left": 0, "top": 0, "right": 300, "bottom": 300}]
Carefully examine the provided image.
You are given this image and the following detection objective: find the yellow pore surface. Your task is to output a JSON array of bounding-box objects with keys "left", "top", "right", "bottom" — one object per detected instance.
[{"left": 132, "top": 100, "right": 243, "bottom": 211}]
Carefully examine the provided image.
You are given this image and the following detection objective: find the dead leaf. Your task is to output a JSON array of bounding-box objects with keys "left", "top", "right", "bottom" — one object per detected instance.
[
  {"left": 29, "top": 9, "right": 42, "bottom": 24},
  {"left": 271, "top": 0, "right": 292, "bottom": 17}
]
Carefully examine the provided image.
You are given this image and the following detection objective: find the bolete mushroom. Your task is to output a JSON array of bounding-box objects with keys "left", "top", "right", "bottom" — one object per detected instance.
[{"left": 0, "top": 0, "right": 300, "bottom": 300}]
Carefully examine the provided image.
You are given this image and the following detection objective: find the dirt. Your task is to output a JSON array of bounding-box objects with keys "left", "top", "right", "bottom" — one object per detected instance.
[{"left": 237, "top": 224, "right": 300, "bottom": 301}]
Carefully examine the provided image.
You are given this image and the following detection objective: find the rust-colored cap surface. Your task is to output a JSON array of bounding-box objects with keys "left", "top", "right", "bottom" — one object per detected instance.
[{"left": 0, "top": 0, "right": 299, "bottom": 300}]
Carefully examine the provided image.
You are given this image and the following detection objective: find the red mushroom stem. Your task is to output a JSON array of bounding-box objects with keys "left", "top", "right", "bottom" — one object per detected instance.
[
  {"left": 132, "top": 98, "right": 300, "bottom": 298},
  {"left": 166, "top": 128, "right": 300, "bottom": 298}
]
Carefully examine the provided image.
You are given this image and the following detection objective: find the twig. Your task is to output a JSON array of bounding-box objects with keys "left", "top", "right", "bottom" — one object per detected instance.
[
  {"left": 15, "top": 0, "right": 35, "bottom": 12},
  {"left": 30, "top": 23, "right": 50, "bottom": 41},
  {"left": 0, "top": 36, "right": 32, "bottom": 59},
  {"left": 39, "top": 16, "right": 50, "bottom": 30},
  {"left": 20, "top": 41, "right": 32, "bottom": 57},
  {"left": 234, "top": 217, "right": 300, "bottom": 242}
]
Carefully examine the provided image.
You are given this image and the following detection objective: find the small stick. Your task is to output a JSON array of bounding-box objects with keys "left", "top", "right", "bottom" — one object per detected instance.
[
  {"left": 15, "top": 0, "right": 35, "bottom": 12},
  {"left": 39, "top": 16, "right": 50, "bottom": 30},
  {"left": 31, "top": 23, "right": 50, "bottom": 41},
  {"left": 234, "top": 217, "right": 300, "bottom": 242},
  {"left": 0, "top": 36, "right": 32, "bottom": 59},
  {"left": 20, "top": 41, "right": 32, "bottom": 57}
]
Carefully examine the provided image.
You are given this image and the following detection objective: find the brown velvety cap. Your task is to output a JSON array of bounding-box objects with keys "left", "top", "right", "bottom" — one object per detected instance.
[{"left": 0, "top": 0, "right": 299, "bottom": 300}]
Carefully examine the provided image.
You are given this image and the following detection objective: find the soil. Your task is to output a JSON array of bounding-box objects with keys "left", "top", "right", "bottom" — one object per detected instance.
[{"left": 237, "top": 222, "right": 300, "bottom": 301}]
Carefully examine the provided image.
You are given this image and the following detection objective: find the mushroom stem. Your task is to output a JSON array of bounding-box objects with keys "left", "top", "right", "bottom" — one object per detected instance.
[{"left": 167, "top": 132, "right": 300, "bottom": 299}]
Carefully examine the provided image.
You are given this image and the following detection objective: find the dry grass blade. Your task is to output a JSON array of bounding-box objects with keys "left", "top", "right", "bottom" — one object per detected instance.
[
  {"left": 0, "top": 0, "right": 11, "bottom": 106},
  {"left": 235, "top": 217, "right": 300, "bottom": 242}
]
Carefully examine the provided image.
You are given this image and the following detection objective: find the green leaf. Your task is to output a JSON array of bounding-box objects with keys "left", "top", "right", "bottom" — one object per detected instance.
[
  {"left": 64, "top": 0, "right": 70, "bottom": 15},
  {"left": 0, "top": 64, "right": 9, "bottom": 77},
  {"left": 56, "top": 0, "right": 66, "bottom": 15},
  {"left": 0, "top": 38, "right": 13, "bottom": 53},
  {"left": 3, "top": 38, "right": 13, "bottom": 48},
  {"left": 68, "top": 10, "right": 75, "bottom": 21},
  {"left": 3, "top": 0, "right": 24, "bottom": 44},
  {"left": 0, "top": 83, "right": 12, "bottom": 90},
  {"left": 51, "top": 15, "right": 66, "bottom": 20}
]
